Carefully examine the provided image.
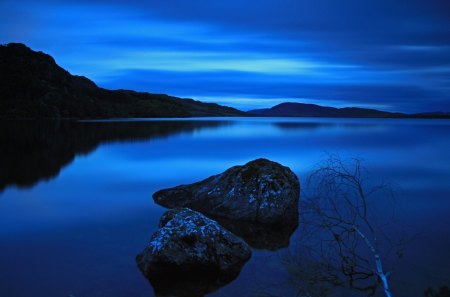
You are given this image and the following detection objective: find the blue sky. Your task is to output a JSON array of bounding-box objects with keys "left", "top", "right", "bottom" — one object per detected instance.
[{"left": 1, "top": 0, "right": 450, "bottom": 112}]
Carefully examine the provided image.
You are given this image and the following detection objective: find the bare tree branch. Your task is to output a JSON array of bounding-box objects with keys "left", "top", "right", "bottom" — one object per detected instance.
[{"left": 280, "top": 154, "right": 405, "bottom": 297}]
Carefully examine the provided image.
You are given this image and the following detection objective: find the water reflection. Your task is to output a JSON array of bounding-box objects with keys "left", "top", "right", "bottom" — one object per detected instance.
[
  {"left": 1, "top": 118, "right": 450, "bottom": 297},
  {"left": 144, "top": 269, "right": 241, "bottom": 297},
  {"left": 211, "top": 215, "right": 298, "bottom": 251},
  {"left": 273, "top": 122, "right": 337, "bottom": 131},
  {"left": 273, "top": 121, "right": 382, "bottom": 132},
  {"left": 0, "top": 120, "right": 230, "bottom": 191}
]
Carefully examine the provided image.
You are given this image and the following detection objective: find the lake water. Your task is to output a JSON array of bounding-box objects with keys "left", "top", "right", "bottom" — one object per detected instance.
[{"left": 1, "top": 117, "right": 450, "bottom": 297}]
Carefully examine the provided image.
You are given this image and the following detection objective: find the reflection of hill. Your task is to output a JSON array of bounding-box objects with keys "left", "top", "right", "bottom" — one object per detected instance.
[
  {"left": 0, "top": 120, "right": 228, "bottom": 191},
  {"left": 273, "top": 122, "right": 336, "bottom": 131},
  {"left": 273, "top": 122, "right": 378, "bottom": 131}
]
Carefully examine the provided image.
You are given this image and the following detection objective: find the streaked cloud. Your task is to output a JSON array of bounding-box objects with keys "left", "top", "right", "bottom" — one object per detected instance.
[{"left": 1, "top": 0, "right": 449, "bottom": 112}]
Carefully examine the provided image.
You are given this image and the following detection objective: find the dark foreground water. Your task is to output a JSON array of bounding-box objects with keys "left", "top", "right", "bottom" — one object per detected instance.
[{"left": 0, "top": 118, "right": 449, "bottom": 297}]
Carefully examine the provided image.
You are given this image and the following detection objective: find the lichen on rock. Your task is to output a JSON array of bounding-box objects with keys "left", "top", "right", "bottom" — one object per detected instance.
[
  {"left": 136, "top": 208, "right": 251, "bottom": 276},
  {"left": 153, "top": 158, "right": 300, "bottom": 226}
]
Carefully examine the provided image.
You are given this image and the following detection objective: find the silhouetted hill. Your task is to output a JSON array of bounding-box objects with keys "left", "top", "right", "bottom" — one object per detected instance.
[
  {"left": 249, "top": 102, "right": 406, "bottom": 118},
  {"left": 0, "top": 43, "right": 245, "bottom": 119}
]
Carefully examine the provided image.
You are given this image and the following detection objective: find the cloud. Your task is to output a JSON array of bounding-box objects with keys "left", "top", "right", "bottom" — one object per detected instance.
[
  {"left": 98, "top": 69, "right": 450, "bottom": 112},
  {"left": 1, "top": 0, "right": 449, "bottom": 112}
]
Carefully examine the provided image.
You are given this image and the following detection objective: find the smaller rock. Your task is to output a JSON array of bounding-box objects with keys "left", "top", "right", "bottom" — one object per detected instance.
[{"left": 136, "top": 208, "right": 251, "bottom": 277}]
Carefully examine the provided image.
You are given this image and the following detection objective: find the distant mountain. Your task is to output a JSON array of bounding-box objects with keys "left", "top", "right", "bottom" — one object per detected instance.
[
  {"left": 250, "top": 102, "right": 450, "bottom": 119},
  {"left": 249, "top": 102, "right": 406, "bottom": 118},
  {"left": 0, "top": 43, "right": 245, "bottom": 119}
]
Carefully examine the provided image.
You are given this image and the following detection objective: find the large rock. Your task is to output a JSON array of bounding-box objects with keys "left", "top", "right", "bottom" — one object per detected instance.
[
  {"left": 153, "top": 158, "right": 300, "bottom": 226},
  {"left": 136, "top": 208, "right": 251, "bottom": 278}
]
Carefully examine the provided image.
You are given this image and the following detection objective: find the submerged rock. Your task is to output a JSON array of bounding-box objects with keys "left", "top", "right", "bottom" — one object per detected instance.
[
  {"left": 211, "top": 215, "right": 298, "bottom": 251},
  {"left": 136, "top": 208, "right": 251, "bottom": 279},
  {"left": 153, "top": 158, "right": 300, "bottom": 226}
]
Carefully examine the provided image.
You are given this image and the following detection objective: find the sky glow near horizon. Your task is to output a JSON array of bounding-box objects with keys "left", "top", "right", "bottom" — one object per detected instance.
[{"left": 1, "top": 0, "right": 450, "bottom": 112}]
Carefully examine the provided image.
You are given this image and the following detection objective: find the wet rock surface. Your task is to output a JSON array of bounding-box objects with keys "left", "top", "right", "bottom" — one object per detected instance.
[
  {"left": 136, "top": 208, "right": 251, "bottom": 279},
  {"left": 153, "top": 158, "right": 300, "bottom": 226}
]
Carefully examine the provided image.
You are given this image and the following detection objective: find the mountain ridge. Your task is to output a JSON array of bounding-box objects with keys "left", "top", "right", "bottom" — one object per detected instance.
[
  {"left": 1, "top": 43, "right": 449, "bottom": 119},
  {"left": 0, "top": 43, "right": 246, "bottom": 119},
  {"left": 249, "top": 102, "right": 450, "bottom": 119}
]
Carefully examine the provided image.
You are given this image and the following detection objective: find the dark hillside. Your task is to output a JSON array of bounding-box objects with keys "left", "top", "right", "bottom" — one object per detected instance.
[{"left": 0, "top": 43, "right": 245, "bottom": 119}]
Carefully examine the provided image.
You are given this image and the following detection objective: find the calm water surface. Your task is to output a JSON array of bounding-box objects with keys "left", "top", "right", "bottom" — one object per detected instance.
[{"left": 0, "top": 118, "right": 449, "bottom": 297}]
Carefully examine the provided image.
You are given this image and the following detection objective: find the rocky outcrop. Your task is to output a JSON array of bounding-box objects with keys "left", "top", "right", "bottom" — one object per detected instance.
[
  {"left": 153, "top": 158, "right": 300, "bottom": 226},
  {"left": 136, "top": 208, "right": 251, "bottom": 278}
]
